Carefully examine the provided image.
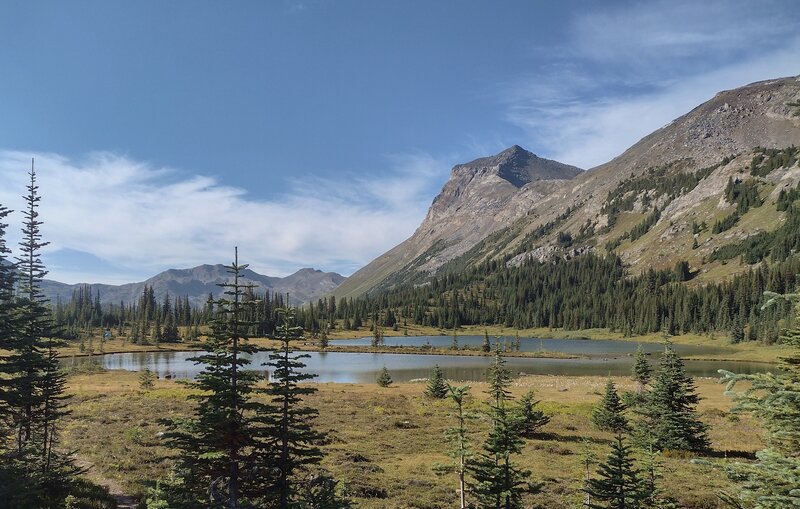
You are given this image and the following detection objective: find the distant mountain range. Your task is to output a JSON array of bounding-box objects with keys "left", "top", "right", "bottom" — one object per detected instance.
[
  {"left": 40, "top": 265, "right": 346, "bottom": 307},
  {"left": 335, "top": 76, "right": 800, "bottom": 298}
]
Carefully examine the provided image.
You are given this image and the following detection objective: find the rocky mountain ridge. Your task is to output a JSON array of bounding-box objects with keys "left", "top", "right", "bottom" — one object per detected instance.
[
  {"left": 41, "top": 265, "right": 345, "bottom": 308},
  {"left": 335, "top": 76, "right": 800, "bottom": 298}
]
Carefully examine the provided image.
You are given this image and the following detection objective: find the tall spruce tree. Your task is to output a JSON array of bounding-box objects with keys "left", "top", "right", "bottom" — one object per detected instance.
[
  {"left": 0, "top": 165, "right": 76, "bottom": 506},
  {"left": 593, "top": 379, "right": 628, "bottom": 434},
  {"left": 470, "top": 350, "right": 536, "bottom": 509},
  {"left": 635, "top": 345, "right": 709, "bottom": 451},
  {"left": 162, "top": 248, "right": 268, "bottom": 508},
  {"left": 262, "top": 302, "right": 325, "bottom": 508},
  {"left": 719, "top": 288, "right": 800, "bottom": 508},
  {"left": 584, "top": 436, "right": 646, "bottom": 509}
]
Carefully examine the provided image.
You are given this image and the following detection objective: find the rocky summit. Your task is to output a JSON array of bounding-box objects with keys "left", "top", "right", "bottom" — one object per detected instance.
[{"left": 333, "top": 145, "right": 581, "bottom": 297}]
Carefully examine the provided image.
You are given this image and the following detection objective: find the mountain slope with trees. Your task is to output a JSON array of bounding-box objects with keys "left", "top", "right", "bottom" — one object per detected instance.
[{"left": 336, "top": 76, "right": 800, "bottom": 299}]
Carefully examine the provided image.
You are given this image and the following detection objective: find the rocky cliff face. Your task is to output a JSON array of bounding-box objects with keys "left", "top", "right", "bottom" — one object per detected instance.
[
  {"left": 41, "top": 265, "right": 345, "bottom": 307},
  {"left": 335, "top": 76, "right": 800, "bottom": 298},
  {"left": 333, "top": 145, "right": 581, "bottom": 297}
]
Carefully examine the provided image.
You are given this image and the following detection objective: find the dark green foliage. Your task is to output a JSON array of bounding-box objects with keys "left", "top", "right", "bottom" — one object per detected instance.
[
  {"left": 708, "top": 198, "right": 800, "bottom": 264},
  {"left": 469, "top": 405, "right": 535, "bottom": 509},
  {"left": 300, "top": 250, "right": 800, "bottom": 342},
  {"left": 515, "top": 391, "right": 549, "bottom": 438},
  {"left": 729, "top": 315, "right": 744, "bottom": 344},
  {"left": 486, "top": 348, "right": 513, "bottom": 405},
  {"left": 482, "top": 330, "right": 491, "bottom": 353},
  {"left": 634, "top": 346, "right": 709, "bottom": 452},
  {"left": 0, "top": 167, "right": 83, "bottom": 507},
  {"left": 631, "top": 345, "right": 651, "bottom": 393},
  {"left": 512, "top": 206, "right": 576, "bottom": 255},
  {"left": 724, "top": 177, "right": 763, "bottom": 213},
  {"left": 629, "top": 208, "right": 661, "bottom": 242},
  {"left": 262, "top": 303, "right": 327, "bottom": 508},
  {"left": 376, "top": 366, "right": 392, "bottom": 387},
  {"left": 777, "top": 182, "right": 800, "bottom": 211},
  {"left": 601, "top": 159, "right": 716, "bottom": 219},
  {"left": 719, "top": 288, "right": 800, "bottom": 507},
  {"left": 593, "top": 379, "right": 628, "bottom": 434},
  {"left": 425, "top": 365, "right": 449, "bottom": 399},
  {"left": 606, "top": 208, "right": 662, "bottom": 249},
  {"left": 712, "top": 211, "right": 739, "bottom": 233},
  {"left": 584, "top": 436, "right": 646, "bottom": 509},
  {"left": 162, "top": 250, "right": 270, "bottom": 508},
  {"left": 371, "top": 319, "right": 384, "bottom": 347},
  {"left": 749, "top": 145, "right": 798, "bottom": 177},
  {"left": 557, "top": 231, "right": 573, "bottom": 248},
  {"left": 470, "top": 354, "right": 537, "bottom": 509},
  {"left": 672, "top": 260, "right": 691, "bottom": 282}
]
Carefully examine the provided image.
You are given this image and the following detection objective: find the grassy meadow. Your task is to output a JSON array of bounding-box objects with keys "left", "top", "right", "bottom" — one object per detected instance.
[{"left": 63, "top": 369, "right": 764, "bottom": 508}]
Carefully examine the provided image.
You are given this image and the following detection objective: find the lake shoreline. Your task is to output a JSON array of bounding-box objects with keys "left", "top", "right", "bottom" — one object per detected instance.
[{"left": 56, "top": 332, "right": 786, "bottom": 365}]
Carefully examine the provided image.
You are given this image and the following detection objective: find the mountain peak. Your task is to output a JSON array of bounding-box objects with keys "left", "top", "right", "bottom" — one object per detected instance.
[{"left": 454, "top": 145, "right": 581, "bottom": 188}]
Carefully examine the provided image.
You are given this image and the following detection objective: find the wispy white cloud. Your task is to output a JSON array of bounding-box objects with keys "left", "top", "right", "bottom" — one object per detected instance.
[
  {"left": 0, "top": 150, "right": 450, "bottom": 283},
  {"left": 504, "top": 0, "right": 800, "bottom": 169}
]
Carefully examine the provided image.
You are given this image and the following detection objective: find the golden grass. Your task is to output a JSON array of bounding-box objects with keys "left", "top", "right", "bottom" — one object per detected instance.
[{"left": 62, "top": 370, "right": 764, "bottom": 508}]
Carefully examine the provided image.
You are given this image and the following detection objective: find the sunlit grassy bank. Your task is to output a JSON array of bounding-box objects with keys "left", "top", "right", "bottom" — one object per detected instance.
[{"left": 63, "top": 370, "right": 765, "bottom": 508}]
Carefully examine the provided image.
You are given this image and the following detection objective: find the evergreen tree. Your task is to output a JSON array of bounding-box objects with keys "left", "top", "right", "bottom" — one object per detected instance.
[
  {"left": 482, "top": 330, "right": 491, "bottom": 353},
  {"left": 425, "top": 364, "right": 448, "bottom": 399},
  {"left": 162, "top": 249, "right": 269, "bottom": 508},
  {"left": 262, "top": 302, "right": 325, "bottom": 508},
  {"left": 139, "top": 368, "right": 156, "bottom": 390},
  {"left": 719, "top": 288, "right": 800, "bottom": 508},
  {"left": 631, "top": 345, "right": 651, "bottom": 394},
  {"left": 376, "top": 366, "right": 393, "bottom": 387},
  {"left": 486, "top": 347, "right": 512, "bottom": 406},
  {"left": 593, "top": 379, "right": 628, "bottom": 434},
  {"left": 515, "top": 390, "right": 549, "bottom": 439},
  {"left": 584, "top": 436, "right": 646, "bottom": 509},
  {"left": 635, "top": 345, "right": 709, "bottom": 451},
  {"left": 451, "top": 328, "right": 459, "bottom": 350},
  {"left": 371, "top": 319, "right": 383, "bottom": 347},
  {"left": 0, "top": 165, "right": 76, "bottom": 506},
  {"left": 469, "top": 350, "right": 536, "bottom": 509},
  {"left": 730, "top": 315, "right": 745, "bottom": 344}
]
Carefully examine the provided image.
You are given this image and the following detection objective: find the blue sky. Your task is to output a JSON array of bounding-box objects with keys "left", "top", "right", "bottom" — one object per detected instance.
[{"left": 0, "top": 0, "right": 798, "bottom": 283}]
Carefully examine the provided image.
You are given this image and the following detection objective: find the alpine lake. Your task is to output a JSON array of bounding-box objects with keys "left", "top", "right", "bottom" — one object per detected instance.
[{"left": 62, "top": 335, "right": 776, "bottom": 383}]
